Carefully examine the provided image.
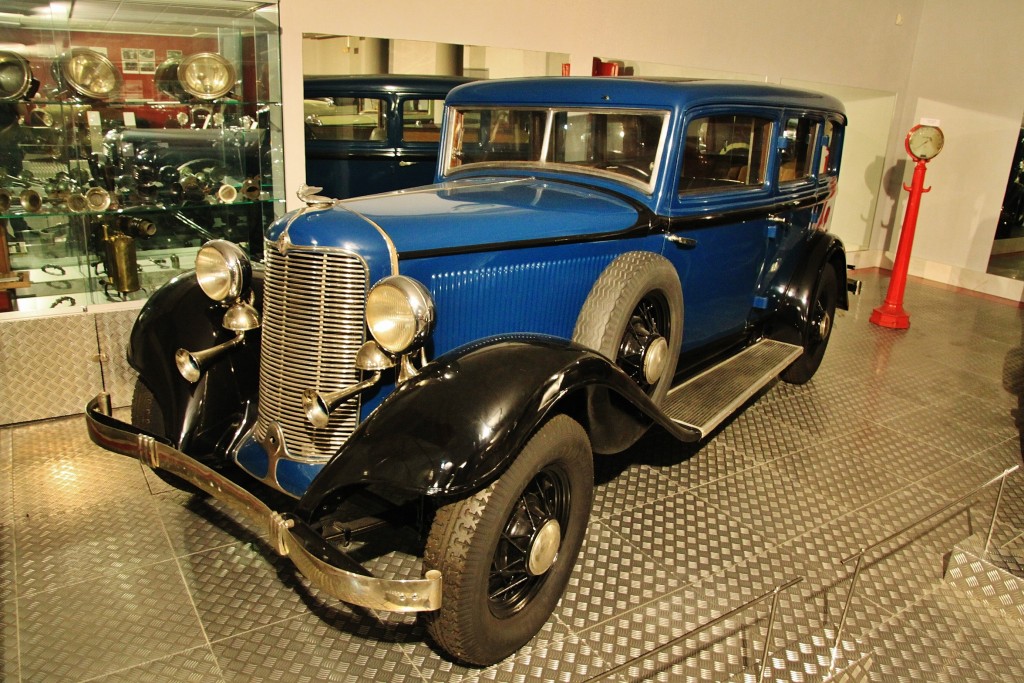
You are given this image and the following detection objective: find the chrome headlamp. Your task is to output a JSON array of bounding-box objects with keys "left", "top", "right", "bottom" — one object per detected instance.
[
  {"left": 366, "top": 276, "right": 435, "bottom": 354},
  {"left": 0, "top": 51, "right": 33, "bottom": 102},
  {"left": 195, "top": 240, "right": 251, "bottom": 302},
  {"left": 154, "top": 57, "right": 187, "bottom": 101},
  {"left": 54, "top": 48, "right": 121, "bottom": 101},
  {"left": 178, "top": 52, "right": 235, "bottom": 100}
]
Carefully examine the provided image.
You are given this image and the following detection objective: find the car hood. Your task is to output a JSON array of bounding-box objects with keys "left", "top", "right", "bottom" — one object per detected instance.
[{"left": 338, "top": 176, "right": 643, "bottom": 255}]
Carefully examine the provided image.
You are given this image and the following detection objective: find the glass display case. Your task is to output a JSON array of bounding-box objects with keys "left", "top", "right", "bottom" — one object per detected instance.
[{"left": 0, "top": 0, "right": 283, "bottom": 314}]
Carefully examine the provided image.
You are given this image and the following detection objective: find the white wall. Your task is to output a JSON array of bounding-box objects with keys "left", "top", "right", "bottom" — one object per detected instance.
[
  {"left": 303, "top": 36, "right": 386, "bottom": 75},
  {"left": 871, "top": 0, "right": 1024, "bottom": 299},
  {"left": 278, "top": 0, "right": 1024, "bottom": 300}
]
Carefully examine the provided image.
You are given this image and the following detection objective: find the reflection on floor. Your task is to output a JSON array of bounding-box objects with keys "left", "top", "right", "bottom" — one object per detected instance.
[
  {"left": 988, "top": 250, "right": 1024, "bottom": 281},
  {"left": 2, "top": 270, "right": 1024, "bottom": 682}
]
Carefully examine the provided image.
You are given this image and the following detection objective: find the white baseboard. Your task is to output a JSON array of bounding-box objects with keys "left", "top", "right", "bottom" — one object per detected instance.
[{"left": 845, "top": 248, "right": 1023, "bottom": 303}]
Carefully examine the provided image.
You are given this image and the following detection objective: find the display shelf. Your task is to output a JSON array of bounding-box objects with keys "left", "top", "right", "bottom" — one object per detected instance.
[{"left": 0, "top": 0, "right": 283, "bottom": 316}]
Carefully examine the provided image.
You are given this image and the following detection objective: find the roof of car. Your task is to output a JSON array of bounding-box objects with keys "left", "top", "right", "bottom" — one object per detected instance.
[
  {"left": 303, "top": 74, "right": 475, "bottom": 96},
  {"left": 445, "top": 77, "right": 846, "bottom": 119}
]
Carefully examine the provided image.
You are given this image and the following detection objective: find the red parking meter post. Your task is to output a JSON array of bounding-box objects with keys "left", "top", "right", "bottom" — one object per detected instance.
[{"left": 870, "top": 159, "right": 931, "bottom": 329}]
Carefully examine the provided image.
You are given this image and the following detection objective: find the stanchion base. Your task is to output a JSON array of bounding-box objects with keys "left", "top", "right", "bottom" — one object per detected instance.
[{"left": 870, "top": 304, "right": 910, "bottom": 329}]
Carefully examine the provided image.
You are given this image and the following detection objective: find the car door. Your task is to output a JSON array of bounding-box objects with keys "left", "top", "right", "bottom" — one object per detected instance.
[
  {"left": 760, "top": 113, "right": 844, "bottom": 297},
  {"left": 662, "top": 107, "right": 779, "bottom": 352},
  {"left": 392, "top": 95, "right": 447, "bottom": 190},
  {"left": 303, "top": 91, "right": 398, "bottom": 199}
]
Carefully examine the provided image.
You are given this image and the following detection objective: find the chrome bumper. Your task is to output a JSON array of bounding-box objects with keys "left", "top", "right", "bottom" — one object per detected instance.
[{"left": 84, "top": 393, "right": 441, "bottom": 613}]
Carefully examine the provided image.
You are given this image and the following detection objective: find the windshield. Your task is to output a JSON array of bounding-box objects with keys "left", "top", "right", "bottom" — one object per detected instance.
[{"left": 444, "top": 106, "right": 669, "bottom": 192}]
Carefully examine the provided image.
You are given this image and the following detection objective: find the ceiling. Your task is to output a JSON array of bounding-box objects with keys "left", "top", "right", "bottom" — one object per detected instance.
[{"left": 0, "top": 0, "right": 278, "bottom": 36}]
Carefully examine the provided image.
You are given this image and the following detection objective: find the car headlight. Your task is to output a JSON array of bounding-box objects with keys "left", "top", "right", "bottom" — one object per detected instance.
[
  {"left": 366, "top": 276, "right": 435, "bottom": 354},
  {"left": 195, "top": 240, "right": 251, "bottom": 302},
  {"left": 178, "top": 52, "right": 236, "bottom": 100},
  {"left": 54, "top": 48, "right": 121, "bottom": 101},
  {"left": 154, "top": 57, "right": 186, "bottom": 101},
  {"left": 0, "top": 51, "right": 33, "bottom": 102}
]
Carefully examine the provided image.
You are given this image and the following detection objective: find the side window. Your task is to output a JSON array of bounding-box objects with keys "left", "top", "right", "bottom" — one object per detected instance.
[
  {"left": 679, "top": 114, "right": 773, "bottom": 193},
  {"left": 401, "top": 98, "right": 445, "bottom": 143},
  {"left": 304, "top": 96, "right": 387, "bottom": 142},
  {"left": 779, "top": 116, "right": 818, "bottom": 183},
  {"left": 820, "top": 119, "right": 842, "bottom": 175}
]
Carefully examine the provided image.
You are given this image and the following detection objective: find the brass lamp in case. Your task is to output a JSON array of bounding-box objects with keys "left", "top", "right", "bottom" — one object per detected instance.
[
  {"left": 53, "top": 48, "right": 122, "bottom": 101},
  {"left": 155, "top": 52, "right": 236, "bottom": 102},
  {"left": 0, "top": 51, "right": 36, "bottom": 102}
]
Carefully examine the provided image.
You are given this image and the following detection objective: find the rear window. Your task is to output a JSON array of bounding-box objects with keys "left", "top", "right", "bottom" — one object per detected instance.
[
  {"left": 779, "top": 116, "right": 819, "bottom": 183},
  {"left": 820, "top": 119, "right": 842, "bottom": 175}
]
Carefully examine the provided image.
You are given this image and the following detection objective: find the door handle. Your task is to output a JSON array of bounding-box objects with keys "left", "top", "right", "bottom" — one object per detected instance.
[
  {"left": 667, "top": 234, "right": 697, "bottom": 249},
  {"left": 398, "top": 160, "right": 416, "bottom": 167}
]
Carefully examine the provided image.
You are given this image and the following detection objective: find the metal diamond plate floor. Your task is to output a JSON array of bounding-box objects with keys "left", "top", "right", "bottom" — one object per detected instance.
[{"left": 3, "top": 270, "right": 1024, "bottom": 682}]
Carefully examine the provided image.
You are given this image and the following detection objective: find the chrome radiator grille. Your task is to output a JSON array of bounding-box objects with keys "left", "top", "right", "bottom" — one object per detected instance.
[{"left": 256, "top": 242, "right": 368, "bottom": 460}]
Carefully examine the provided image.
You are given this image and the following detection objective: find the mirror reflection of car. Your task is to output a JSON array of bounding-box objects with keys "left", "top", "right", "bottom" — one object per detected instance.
[
  {"left": 303, "top": 74, "right": 474, "bottom": 199},
  {"left": 86, "top": 77, "right": 857, "bottom": 667}
]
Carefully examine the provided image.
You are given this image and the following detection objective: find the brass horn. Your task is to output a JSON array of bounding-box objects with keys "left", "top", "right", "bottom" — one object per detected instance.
[
  {"left": 19, "top": 188, "right": 42, "bottom": 213},
  {"left": 302, "top": 374, "right": 381, "bottom": 429},
  {"left": 301, "top": 342, "right": 393, "bottom": 428},
  {"left": 176, "top": 333, "right": 244, "bottom": 383},
  {"left": 66, "top": 192, "right": 89, "bottom": 213},
  {"left": 240, "top": 177, "right": 261, "bottom": 201}
]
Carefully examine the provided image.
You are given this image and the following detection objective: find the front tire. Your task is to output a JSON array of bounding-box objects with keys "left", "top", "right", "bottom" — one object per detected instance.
[
  {"left": 131, "top": 379, "right": 200, "bottom": 493},
  {"left": 422, "top": 415, "right": 593, "bottom": 666}
]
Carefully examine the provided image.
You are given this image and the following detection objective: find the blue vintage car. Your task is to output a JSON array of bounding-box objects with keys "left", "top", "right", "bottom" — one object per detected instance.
[
  {"left": 303, "top": 74, "right": 473, "bottom": 198},
  {"left": 87, "top": 76, "right": 852, "bottom": 665}
]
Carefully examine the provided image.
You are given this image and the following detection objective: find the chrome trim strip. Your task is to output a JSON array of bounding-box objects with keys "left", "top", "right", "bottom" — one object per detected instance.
[
  {"left": 336, "top": 204, "right": 399, "bottom": 275},
  {"left": 85, "top": 394, "right": 442, "bottom": 613},
  {"left": 276, "top": 201, "right": 335, "bottom": 254}
]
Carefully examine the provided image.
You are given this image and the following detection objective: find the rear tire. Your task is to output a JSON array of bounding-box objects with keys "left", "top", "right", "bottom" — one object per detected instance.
[
  {"left": 781, "top": 264, "right": 837, "bottom": 384},
  {"left": 422, "top": 415, "right": 593, "bottom": 666}
]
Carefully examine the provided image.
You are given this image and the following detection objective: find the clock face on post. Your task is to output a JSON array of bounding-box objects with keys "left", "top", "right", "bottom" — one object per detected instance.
[{"left": 906, "top": 124, "right": 944, "bottom": 161}]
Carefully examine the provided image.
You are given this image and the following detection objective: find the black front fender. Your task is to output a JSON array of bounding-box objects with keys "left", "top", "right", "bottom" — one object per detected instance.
[
  {"left": 129, "top": 270, "right": 263, "bottom": 458},
  {"left": 296, "top": 335, "right": 698, "bottom": 519}
]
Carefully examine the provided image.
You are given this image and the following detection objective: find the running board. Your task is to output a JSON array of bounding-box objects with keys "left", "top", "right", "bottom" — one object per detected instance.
[{"left": 662, "top": 339, "right": 802, "bottom": 439}]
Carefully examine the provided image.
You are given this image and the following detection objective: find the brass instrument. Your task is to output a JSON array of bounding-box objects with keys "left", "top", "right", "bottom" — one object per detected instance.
[{"left": 101, "top": 226, "right": 140, "bottom": 293}]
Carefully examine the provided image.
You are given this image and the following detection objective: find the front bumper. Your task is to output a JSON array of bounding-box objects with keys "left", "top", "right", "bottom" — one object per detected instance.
[{"left": 84, "top": 393, "right": 441, "bottom": 613}]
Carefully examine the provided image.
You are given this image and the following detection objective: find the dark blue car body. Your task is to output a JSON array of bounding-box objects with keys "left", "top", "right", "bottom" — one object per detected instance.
[
  {"left": 303, "top": 74, "right": 473, "bottom": 199},
  {"left": 87, "top": 76, "right": 851, "bottom": 666}
]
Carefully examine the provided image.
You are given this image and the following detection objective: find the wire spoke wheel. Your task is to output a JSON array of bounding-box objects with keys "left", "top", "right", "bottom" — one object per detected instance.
[
  {"left": 616, "top": 294, "right": 671, "bottom": 393},
  {"left": 488, "top": 466, "right": 570, "bottom": 618},
  {"left": 422, "top": 415, "right": 592, "bottom": 666}
]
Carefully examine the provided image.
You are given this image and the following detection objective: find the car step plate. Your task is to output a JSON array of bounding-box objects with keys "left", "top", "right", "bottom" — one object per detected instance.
[{"left": 662, "top": 339, "right": 802, "bottom": 439}]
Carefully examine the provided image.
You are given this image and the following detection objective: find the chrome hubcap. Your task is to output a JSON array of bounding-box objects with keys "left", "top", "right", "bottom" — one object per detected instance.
[
  {"left": 527, "top": 519, "right": 562, "bottom": 576},
  {"left": 643, "top": 336, "right": 669, "bottom": 385},
  {"left": 818, "top": 310, "right": 832, "bottom": 341}
]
